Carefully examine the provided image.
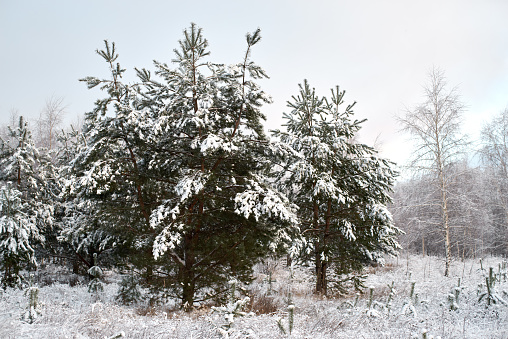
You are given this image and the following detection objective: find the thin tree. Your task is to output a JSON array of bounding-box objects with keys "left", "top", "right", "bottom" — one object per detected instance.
[
  {"left": 36, "top": 96, "right": 66, "bottom": 150},
  {"left": 398, "top": 68, "right": 467, "bottom": 276}
]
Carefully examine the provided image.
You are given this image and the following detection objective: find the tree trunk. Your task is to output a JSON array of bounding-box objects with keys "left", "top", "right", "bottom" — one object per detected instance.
[
  {"left": 440, "top": 171, "right": 452, "bottom": 277},
  {"left": 315, "top": 250, "right": 327, "bottom": 295},
  {"left": 422, "top": 236, "right": 425, "bottom": 257},
  {"left": 181, "top": 231, "right": 197, "bottom": 311},
  {"left": 181, "top": 265, "right": 195, "bottom": 311}
]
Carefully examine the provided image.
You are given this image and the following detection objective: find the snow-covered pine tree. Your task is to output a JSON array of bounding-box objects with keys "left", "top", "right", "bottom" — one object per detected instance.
[
  {"left": 77, "top": 24, "right": 298, "bottom": 307},
  {"left": 56, "top": 127, "right": 115, "bottom": 275},
  {"left": 0, "top": 184, "right": 38, "bottom": 288},
  {"left": 272, "top": 80, "right": 401, "bottom": 295},
  {"left": 74, "top": 37, "right": 161, "bottom": 283},
  {"left": 0, "top": 117, "right": 55, "bottom": 286}
]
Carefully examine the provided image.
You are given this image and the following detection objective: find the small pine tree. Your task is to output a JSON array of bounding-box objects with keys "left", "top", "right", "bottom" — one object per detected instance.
[
  {"left": 478, "top": 267, "right": 508, "bottom": 307},
  {"left": 116, "top": 272, "right": 141, "bottom": 305},
  {"left": 22, "top": 284, "right": 41, "bottom": 323},
  {"left": 88, "top": 253, "right": 104, "bottom": 297},
  {"left": 211, "top": 279, "right": 251, "bottom": 338},
  {"left": 401, "top": 281, "right": 418, "bottom": 317},
  {"left": 447, "top": 278, "right": 462, "bottom": 311},
  {"left": 0, "top": 116, "right": 55, "bottom": 286},
  {"left": 385, "top": 281, "right": 396, "bottom": 313},
  {"left": 277, "top": 304, "right": 295, "bottom": 335}
]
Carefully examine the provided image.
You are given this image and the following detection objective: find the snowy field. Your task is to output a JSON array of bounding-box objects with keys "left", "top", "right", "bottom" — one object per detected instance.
[{"left": 1, "top": 254, "right": 507, "bottom": 338}]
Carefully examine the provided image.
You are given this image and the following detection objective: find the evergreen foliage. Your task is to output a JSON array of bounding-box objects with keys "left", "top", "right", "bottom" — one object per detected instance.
[
  {"left": 57, "top": 127, "right": 115, "bottom": 275},
  {"left": 75, "top": 24, "right": 298, "bottom": 307},
  {"left": 0, "top": 184, "right": 37, "bottom": 287},
  {"left": 478, "top": 267, "right": 508, "bottom": 307},
  {"left": 116, "top": 272, "right": 141, "bottom": 305},
  {"left": 272, "top": 80, "right": 401, "bottom": 295},
  {"left": 0, "top": 117, "right": 55, "bottom": 287},
  {"left": 22, "top": 285, "right": 41, "bottom": 323},
  {"left": 88, "top": 253, "right": 104, "bottom": 297},
  {"left": 211, "top": 279, "right": 252, "bottom": 337}
]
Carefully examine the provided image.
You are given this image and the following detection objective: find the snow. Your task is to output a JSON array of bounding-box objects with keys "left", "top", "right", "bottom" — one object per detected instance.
[
  {"left": 1, "top": 254, "right": 507, "bottom": 338},
  {"left": 233, "top": 178, "right": 297, "bottom": 225}
]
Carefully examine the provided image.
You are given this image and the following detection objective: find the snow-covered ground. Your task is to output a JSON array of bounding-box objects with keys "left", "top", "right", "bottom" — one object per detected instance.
[{"left": 1, "top": 254, "right": 507, "bottom": 338}]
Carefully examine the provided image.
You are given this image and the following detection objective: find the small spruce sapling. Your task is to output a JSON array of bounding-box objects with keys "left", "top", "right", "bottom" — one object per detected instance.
[
  {"left": 88, "top": 253, "right": 104, "bottom": 298},
  {"left": 478, "top": 267, "right": 507, "bottom": 307},
  {"left": 22, "top": 276, "right": 41, "bottom": 323},
  {"left": 116, "top": 272, "right": 141, "bottom": 305},
  {"left": 211, "top": 279, "right": 252, "bottom": 338},
  {"left": 277, "top": 262, "right": 295, "bottom": 335},
  {"left": 401, "top": 281, "right": 418, "bottom": 316},
  {"left": 447, "top": 278, "right": 462, "bottom": 311}
]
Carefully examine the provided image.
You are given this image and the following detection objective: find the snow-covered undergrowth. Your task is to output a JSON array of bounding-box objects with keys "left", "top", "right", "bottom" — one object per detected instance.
[{"left": 1, "top": 254, "right": 507, "bottom": 338}]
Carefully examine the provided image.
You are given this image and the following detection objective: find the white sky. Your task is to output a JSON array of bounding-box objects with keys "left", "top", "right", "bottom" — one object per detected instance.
[{"left": 1, "top": 0, "right": 508, "bottom": 167}]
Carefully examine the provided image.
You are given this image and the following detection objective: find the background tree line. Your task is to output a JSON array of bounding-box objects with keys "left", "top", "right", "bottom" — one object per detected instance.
[{"left": 394, "top": 69, "right": 508, "bottom": 268}]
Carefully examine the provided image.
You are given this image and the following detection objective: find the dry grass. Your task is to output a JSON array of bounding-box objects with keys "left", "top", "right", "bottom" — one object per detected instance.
[
  {"left": 248, "top": 293, "right": 280, "bottom": 314},
  {"left": 2, "top": 255, "right": 507, "bottom": 338}
]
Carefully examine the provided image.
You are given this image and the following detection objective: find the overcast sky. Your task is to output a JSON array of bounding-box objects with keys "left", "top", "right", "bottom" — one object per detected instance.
[{"left": 1, "top": 0, "right": 508, "bottom": 167}]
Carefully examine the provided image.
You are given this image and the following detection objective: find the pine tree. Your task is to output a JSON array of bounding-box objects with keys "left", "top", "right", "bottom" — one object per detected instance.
[
  {"left": 273, "top": 80, "right": 400, "bottom": 295},
  {"left": 77, "top": 24, "right": 298, "bottom": 307},
  {"left": 0, "top": 184, "right": 37, "bottom": 287},
  {"left": 0, "top": 117, "right": 55, "bottom": 287},
  {"left": 57, "top": 126, "right": 114, "bottom": 275}
]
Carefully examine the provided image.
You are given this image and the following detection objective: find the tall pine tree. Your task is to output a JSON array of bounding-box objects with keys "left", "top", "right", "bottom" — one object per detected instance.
[{"left": 76, "top": 24, "right": 297, "bottom": 307}]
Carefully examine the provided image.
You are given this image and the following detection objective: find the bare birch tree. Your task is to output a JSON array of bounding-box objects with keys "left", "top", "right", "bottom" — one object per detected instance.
[
  {"left": 398, "top": 68, "right": 467, "bottom": 276},
  {"left": 36, "top": 96, "right": 66, "bottom": 150},
  {"left": 0, "top": 109, "right": 20, "bottom": 144}
]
